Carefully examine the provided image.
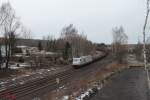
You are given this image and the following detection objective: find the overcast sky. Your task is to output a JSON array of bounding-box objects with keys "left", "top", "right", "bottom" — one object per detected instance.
[{"left": 1, "top": 0, "right": 147, "bottom": 44}]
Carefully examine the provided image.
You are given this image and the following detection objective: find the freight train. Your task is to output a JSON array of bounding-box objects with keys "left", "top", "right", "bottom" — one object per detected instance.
[{"left": 72, "top": 51, "right": 107, "bottom": 69}]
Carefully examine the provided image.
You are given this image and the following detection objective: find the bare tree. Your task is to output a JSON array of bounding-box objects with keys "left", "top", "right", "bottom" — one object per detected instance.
[
  {"left": 37, "top": 40, "right": 43, "bottom": 51},
  {"left": 61, "top": 24, "right": 78, "bottom": 39},
  {"left": 45, "top": 35, "right": 56, "bottom": 52},
  {"left": 0, "top": 3, "right": 10, "bottom": 26},
  {"left": 0, "top": 3, "right": 12, "bottom": 69},
  {"left": 112, "top": 26, "right": 128, "bottom": 63},
  {"left": 61, "top": 24, "right": 95, "bottom": 58},
  {"left": 20, "top": 26, "right": 32, "bottom": 39},
  {"left": 0, "top": 2, "right": 21, "bottom": 68},
  {"left": 142, "top": 0, "right": 150, "bottom": 89},
  {"left": 134, "top": 40, "right": 143, "bottom": 61}
]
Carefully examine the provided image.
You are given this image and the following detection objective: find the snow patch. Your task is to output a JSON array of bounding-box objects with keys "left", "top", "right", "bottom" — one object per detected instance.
[
  {"left": 75, "top": 82, "right": 104, "bottom": 100},
  {"left": 0, "top": 81, "right": 7, "bottom": 85},
  {"left": 25, "top": 74, "right": 30, "bottom": 77},
  {"left": 12, "top": 78, "right": 16, "bottom": 81},
  {"left": 59, "top": 85, "right": 65, "bottom": 89},
  {"left": 62, "top": 96, "right": 69, "bottom": 100},
  {"left": 10, "top": 66, "right": 20, "bottom": 69},
  {"left": 76, "top": 89, "right": 93, "bottom": 100},
  {"left": 47, "top": 69, "right": 50, "bottom": 71},
  {"left": 0, "top": 87, "right": 6, "bottom": 92},
  {"left": 19, "top": 81, "right": 25, "bottom": 85}
]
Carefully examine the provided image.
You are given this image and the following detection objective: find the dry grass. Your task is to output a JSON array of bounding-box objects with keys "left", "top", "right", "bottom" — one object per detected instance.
[
  {"left": 0, "top": 69, "right": 24, "bottom": 79},
  {"left": 94, "top": 62, "right": 127, "bottom": 80},
  {"left": 44, "top": 61, "right": 127, "bottom": 100}
]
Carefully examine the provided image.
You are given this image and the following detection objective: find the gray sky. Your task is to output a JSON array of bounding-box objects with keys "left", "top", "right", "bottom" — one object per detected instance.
[{"left": 1, "top": 0, "right": 147, "bottom": 44}]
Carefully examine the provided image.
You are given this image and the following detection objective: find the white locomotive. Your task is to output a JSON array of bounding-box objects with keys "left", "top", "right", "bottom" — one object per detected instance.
[
  {"left": 72, "top": 51, "right": 107, "bottom": 68},
  {"left": 72, "top": 55, "right": 92, "bottom": 67}
]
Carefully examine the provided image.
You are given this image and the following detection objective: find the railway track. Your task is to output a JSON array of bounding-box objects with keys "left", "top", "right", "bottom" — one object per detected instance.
[
  {"left": 17, "top": 71, "right": 74, "bottom": 99},
  {"left": 0, "top": 67, "right": 69, "bottom": 91},
  {"left": 0, "top": 68, "right": 74, "bottom": 100},
  {"left": 0, "top": 54, "right": 112, "bottom": 100}
]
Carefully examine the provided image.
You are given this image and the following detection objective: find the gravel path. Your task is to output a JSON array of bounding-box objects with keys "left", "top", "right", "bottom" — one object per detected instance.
[{"left": 91, "top": 68, "right": 150, "bottom": 100}]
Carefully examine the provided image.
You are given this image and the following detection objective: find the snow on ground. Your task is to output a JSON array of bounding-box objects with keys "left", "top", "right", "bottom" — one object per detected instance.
[
  {"left": 10, "top": 63, "right": 30, "bottom": 69},
  {"left": 0, "top": 66, "right": 70, "bottom": 91},
  {"left": 75, "top": 82, "right": 104, "bottom": 100},
  {"left": 62, "top": 96, "right": 69, "bottom": 100},
  {"left": 59, "top": 85, "right": 65, "bottom": 89},
  {"left": 75, "top": 88, "right": 93, "bottom": 100},
  {"left": 0, "top": 62, "right": 31, "bottom": 69},
  {"left": 56, "top": 81, "right": 103, "bottom": 100},
  {"left": 0, "top": 82, "right": 7, "bottom": 92}
]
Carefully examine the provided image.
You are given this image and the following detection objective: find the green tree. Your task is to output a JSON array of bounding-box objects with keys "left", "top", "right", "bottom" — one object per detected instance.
[
  {"left": 38, "top": 41, "right": 43, "bottom": 51},
  {"left": 63, "top": 42, "right": 71, "bottom": 59}
]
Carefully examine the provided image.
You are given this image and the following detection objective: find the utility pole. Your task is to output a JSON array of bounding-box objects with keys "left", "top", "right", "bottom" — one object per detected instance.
[{"left": 143, "top": 0, "right": 150, "bottom": 90}]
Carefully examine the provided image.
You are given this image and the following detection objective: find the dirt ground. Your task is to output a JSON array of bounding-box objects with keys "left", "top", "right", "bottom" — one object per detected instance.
[{"left": 0, "top": 69, "right": 22, "bottom": 79}]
